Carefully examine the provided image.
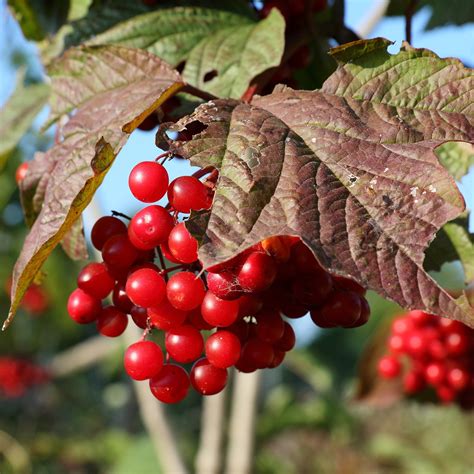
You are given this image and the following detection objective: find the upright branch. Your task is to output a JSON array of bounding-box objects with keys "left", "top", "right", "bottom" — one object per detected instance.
[{"left": 405, "top": 0, "right": 419, "bottom": 44}]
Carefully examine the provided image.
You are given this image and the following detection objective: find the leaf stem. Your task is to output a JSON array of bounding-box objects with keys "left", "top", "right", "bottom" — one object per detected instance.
[
  {"left": 181, "top": 84, "right": 218, "bottom": 102},
  {"left": 405, "top": 0, "right": 418, "bottom": 44}
]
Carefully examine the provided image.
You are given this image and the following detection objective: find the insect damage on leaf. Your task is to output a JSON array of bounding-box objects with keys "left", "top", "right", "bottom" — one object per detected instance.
[{"left": 158, "top": 39, "right": 474, "bottom": 327}]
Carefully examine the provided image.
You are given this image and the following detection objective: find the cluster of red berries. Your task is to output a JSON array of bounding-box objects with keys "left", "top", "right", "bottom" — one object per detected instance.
[
  {"left": 66, "top": 156, "right": 370, "bottom": 403},
  {"left": 0, "top": 357, "right": 50, "bottom": 398},
  {"left": 378, "top": 310, "right": 474, "bottom": 409}
]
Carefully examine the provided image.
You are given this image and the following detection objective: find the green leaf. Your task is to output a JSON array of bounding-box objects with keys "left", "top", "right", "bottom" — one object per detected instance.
[
  {"left": 436, "top": 142, "right": 474, "bottom": 181},
  {"left": 6, "top": 45, "right": 184, "bottom": 329},
  {"left": 68, "top": 3, "right": 284, "bottom": 99},
  {"left": 182, "top": 8, "right": 285, "bottom": 98},
  {"left": 425, "top": 215, "right": 474, "bottom": 283},
  {"left": 160, "top": 39, "right": 474, "bottom": 327},
  {"left": 7, "top": 0, "right": 70, "bottom": 40},
  {"left": 0, "top": 76, "right": 49, "bottom": 170}
]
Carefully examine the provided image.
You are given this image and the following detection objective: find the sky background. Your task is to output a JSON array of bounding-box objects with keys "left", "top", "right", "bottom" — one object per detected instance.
[{"left": 1, "top": 1, "right": 473, "bottom": 342}]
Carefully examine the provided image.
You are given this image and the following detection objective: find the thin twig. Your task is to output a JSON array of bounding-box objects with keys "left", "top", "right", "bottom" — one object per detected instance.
[
  {"left": 405, "top": 0, "right": 419, "bottom": 44},
  {"left": 111, "top": 210, "right": 131, "bottom": 220},
  {"left": 181, "top": 84, "right": 218, "bottom": 102},
  {"left": 356, "top": 0, "right": 390, "bottom": 38}
]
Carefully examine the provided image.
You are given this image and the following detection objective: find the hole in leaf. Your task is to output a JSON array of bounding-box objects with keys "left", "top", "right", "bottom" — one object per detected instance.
[
  {"left": 176, "top": 61, "right": 186, "bottom": 74},
  {"left": 176, "top": 121, "right": 207, "bottom": 142},
  {"left": 203, "top": 70, "right": 218, "bottom": 82}
]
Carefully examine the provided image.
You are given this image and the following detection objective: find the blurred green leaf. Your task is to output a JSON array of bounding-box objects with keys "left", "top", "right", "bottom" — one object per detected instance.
[
  {"left": 436, "top": 142, "right": 474, "bottom": 181},
  {"left": 425, "top": 214, "right": 474, "bottom": 283},
  {"left": 0, "top": 76, "right": 49, "bottom": 171},
  {"left": 111, "top": 436, "right": 161, "bottom": 474}
]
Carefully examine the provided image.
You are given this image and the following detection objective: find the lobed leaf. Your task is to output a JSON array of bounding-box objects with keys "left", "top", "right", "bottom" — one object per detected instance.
[
  {"left": 6, "top": 45, "right": 184, "bottom": 329},
  {"left": 68, "top": 3, "right": 284, "bottom": 99},
  {"left": 160, "top": 39, "right": 474, "bottom": 326}
]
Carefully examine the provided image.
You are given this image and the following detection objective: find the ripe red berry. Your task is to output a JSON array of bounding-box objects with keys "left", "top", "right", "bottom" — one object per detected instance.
[
  {"left": 160, "top": 242, "right": 181, "bottom": 264},
  {"left": 377, "top": 355, "right": 401, "bottom": 379},
  {"left": 167, "top": 272, "right": 206, "bottom": 311},
  {"left": 168, "top": 176, "right": 211, "bottom": 213},
  {"left": 392, "top": 316, "right": 415, "bottom": 335},
  {"left": 445, "top": 330, "right": 470, "bottom": 356},
  {"left": 77, "top": 262, "right": 114, "bottom": 299},
  {"left": 409, "top": 310, "right": 435, "bottom": 326},
  {"left": 437, "top": 384, "right": 456, "bottom": 404},
  {"left": 255, "top": 309, "right": 284, "bottom": 343},
  {"left": 237, "top": 294, "right": 263, "bottom": 318},
  {"left": 124, "top": 340, "right": 163, "bottom": 380},
  {"left": 201, "top": 291, "right": 240, "bottom": 327},
  {"left": 129, "top": 161, "right": 169, "bottom": 203},
  {"left": 126, "top": 268, "right": 166, "bottom": 308},
  {"left": 102, "top": 234, "right": 138, "bottom": 268},
  {"left": 403, "top": 370, "right": 425, "bottom": 394},
  {"left": 148, "top": 299, "right": 187, "bottom": 331},
  {"left": 207, "top": 272, "right": 242, "bottom": 300},
  {"left": 425, "top": 362, "right": 446, "bottom": 386},
  {"left": 333, "top": 275, "right": 366, "bottom": 296},
  {"left": 96, "top": 306, "right": 128, "bottom": 337},
  {"left": 238, "top": 252, "right": 277, "bottom": 293},
  {"left": 168, "top": 223, "right": 198, "bottom": 263},
  {"left": 91, "top": 216, "right": 127, "bottom": 251},
  {"left": 149, "top": 364, "right": 190, "bottom": 403},
  {"left": 187, "top": 308, "right": 214, "bottom": 330},
  {"left": 205, "top": 330, "right": 241, "bottom": 368},
  {"left": 130, "top": 305, "right": 149, "bottom": 329},
  {"left": 113, "top": 282, "right": 134, "bottom": 313},
  {"left": 165, "top": 325, "right": 204, "bottom": 363},
  {"left": 15, "top": 162, "right": 29, "bottom": 184},
  {"left": 447, "top": 366, "right": 470, "bottom": 390},
  {"left": 268, "top": 350, "right": 285, "bottom": 368},
  {"left": 128, "top": 205, "right": 174, "bottom": 250},
  {"left": 67, "top": 288, "right": 102, "bottom": 324},
  {"left": 405, "top": 331, "right": 429, "bottom": 357},
  {"left": 318, "top": 290, "right": 361, "bottom": 327},
  {"left": 292, "top": 268, "right": 333, "bottom": 307},
  {"left": 239, "top": 337, "right": 274, "bottom": 369},
  {"left": 273, "top": 321, "right": 296, "bottom": 352},
  {"left": 190, "top": 358, "right": 228, "bottom": 395},
  {"left": 388, "top": 334, "right": 405, "bottom": 353}
]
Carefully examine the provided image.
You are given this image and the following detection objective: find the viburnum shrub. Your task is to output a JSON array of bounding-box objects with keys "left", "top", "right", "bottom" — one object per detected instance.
[
  {"left": 378, "top": 311, "right": 474, "bottom": 409},
  {"left": 65, "top": 155, "right": 371, "bottom": 402},
  {"left": 4, "top": 1, "right": 473, "bottom": 407}
]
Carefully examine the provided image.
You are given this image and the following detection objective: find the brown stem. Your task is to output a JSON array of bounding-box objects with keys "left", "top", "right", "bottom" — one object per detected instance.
[
  {"left": 405, "top": 0, "right": 418, "bottom": 44},
  {"left": 192, "top": 166, "right": 215, "bottom": 180},
  {"left": 111, "top": 210, "right": 131, "bottom": 220},
  {"left": 156, "top": 246, "right": 169, "bottom": 282},
  {"left": 181, "top": 84, "right": 218, "bottom": 102}
]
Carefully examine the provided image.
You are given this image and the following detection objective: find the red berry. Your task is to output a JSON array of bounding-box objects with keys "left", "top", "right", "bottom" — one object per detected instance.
[
  {"left": 128, "top": 205, "right": 174, "bottom": 250},
  {"left": 15, "top": 162, "right": 29, "bottom": 184},
  {"left": 392, "top": 316, "right": 415, "bottom": 335},
  {"left": 160, "top": 242, "right": 181, "bottom": 264},
  {"left": 349, "top": 296, "right": 371, "bottom": 327},
  {"left": 291, "top": 268, "right": 333, "bottom": 307},
  {"left": 168, "top": 176, "right": 211, "bottom": 213},
  {"left": 445, "top": 330, "right": 470, "bottom": 356},
  {"left": 205, "top": 330, "right": 241, "bottom": 368},
  {"left": 377, "top": 355, "right": 401, "bottom": 379},
  {"left": 126, "top": 268, "right": 166, "bottom": 308},
  {"left": 113, "top": 282, "right": 134, "bottom": 313},
  {"left": 149, "top": 364, "right": 190, "bottom": 403},
  {"left": 290, "top": 241, "right": 321, "bottom": 273},
  {"left": 408, "top": 310, "right": 435, "bottom": 326},
  {"left": 268, "top": 350, "right": 285, "bottom": 368},
  {"left": 274, "top": 321, "right": 296, "bottom": 352},
  {"left": 238, "top": 252, "right": 277, "bottom": 293},
  {"left": 228, "top": 319, "right": 250, "bottom": 342},
  {"left": 130, "top": 305, "right": 149, "bottom": 329},
  {"left": 190, "top": 358, "right": 228, "bottom": 395},
  {"left": 447, "top": 366, "right": 470, "bottom": 390},
  {"left": 96, "top": 306, "right": 128, "bottom": 337},
  {"left": 129, "top": 161, "right": 169, "bottom": 203},
  {"left": 124, "top": 341, "right": 163, "bottom": 380},
  {"left": 207, "top": 272, "right": 242, "bottom": 300},
  {"left": 403, "top": 370, "right": 425, "bottom": 394},
  {"left": 255, "top": 309, "right": 284, "bottom": 343},
  {"left": 165, "top": 325, "right": 204, "bottom": 363},
  {"left": 148, "top": 299, "right": 187, "bottom": 331},
  {"left": 425, "top": 362, "right": 446, "bottom": 386},
  {"left": 91, "top": 216, "right": 127, "bottom": 251},
  {"left": 318, "top": 290, "right": 361, "bottom": 327},
  {"left": 187, "top": 308, "right": 214, "bottom": 330},
  {"left": 405, "top": 331, "right": 429, "bottom": 357},
  {"left": 67, "top": 288, "right": 102, "bottom": 324},
  {"left": 168, "top": 223, "right": 198, "bottom": 263},
  {"left": 333, "top": 275, "right": 366, "bottom": 296},
  {"left": 237, "top": 294, "right": 263, "bottom": 318},
  {"left": 239, "top": 337, "right": 274, "bottom": 369},
  {"left": 102, "top": 234, "right": 138, "bottom": 268},
  {"left": 167, "top": 272, "right": 206, "bottom": 311},
  {"left": 437, "top": 384, "right": 456, "bottom": 404},
  {"left": 388, "top": 334, "right": 405, "bottom": 353},
  {"left": 201, "top": 291, "right": 240, "bottom": 327},
  {"left": 77, "top": 262, "right": 114, "bottom": 299}
]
